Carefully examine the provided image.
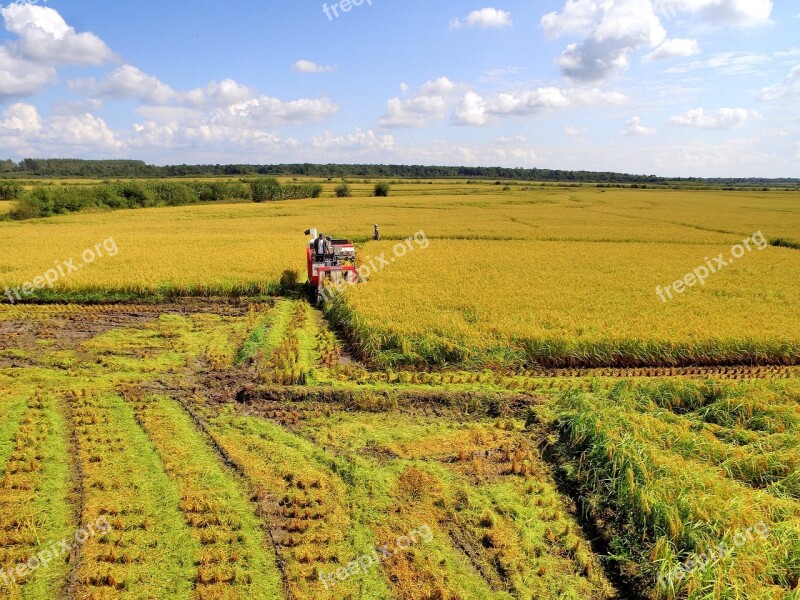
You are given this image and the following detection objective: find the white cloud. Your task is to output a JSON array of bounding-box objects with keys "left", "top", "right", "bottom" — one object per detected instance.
[
  {"left": 380, "top": 96, "right": 449, "bottom": 128},
  {"left": 418, "top": 76, "right": 457, "bottom": 96},
  {"left": 758, "top": 64, "right": 800, "bottom": 101},
  {"left": 565, "top": 125, "right": 585, "bottom": 136},
  {"left": 655, "top": 0, "right": 772, "bottom": 28},
  {"left": 184, "top": 79, "right": 254, "bottom": 107},
  {"left": 497, "top": 135, "right": 527, "bottom": 143},
  {"left": 310, "top": 128, "right": 395, "bottom": 152},
  {"left": 379, "top": 77, "right": 462, "bottom": 128},
  {"left": 385, "top": 75, "right": 626, "bottom": 129},
  {"left": 70, "top": 64, "right": 337, "bottom": 131},
  {"left": 1, "top": 3, "right": 114, "bottom": 65},
  {"left": 0, "top": 102, "right": 41, "bottom": 134},
  {"left": 704, "top": 51, "right": 772, "bottom": 74},
  {"left": 130, "top": 119, "right": 283, "bottom": 151},
  {"left": 0, "top": 46, "right": 56, "bottom": 99},
  {"left": 542, "top": 0, "right": 667, "bottom": 81},
  {"left": 664, "top": 51, "right": 774, "bottom": 75},
  {"left": 454, "top": 92, "right": 488, "bottom": 125},
  {"left": 454, "top": 87, "right": 626, "bottom": 125},
  {"left": 668, "top": 107, "right": 755, "bottom": 129},
  {"left": 490, "top": 88, "right": 572, "bottom": 114},
  {"left": 46, "top": 113, "right": 121, "bottom": 148},
  {"left": 0, "top": 3, "right": 114, "bottom": 99},
  {"left": 490, "top": 147, "right": 538, "bottom": 163},
  {"left": 0, "top": 102, "right": 121, "bottom": 154},
  {"left": 208, "top": 96, "right": 339, "bottom": 127},
  {"left": 70, "top": 65, "right": 178, "bottom": 105},
  {"left": 622, "top": 115, "right": 657, "bottom": 136},
  {"left": 291, "top": 59, "right": 338, "bottom": 74},
  {"left": 646, "top": 38, "right": 700, "bottom": 61},
  {"left": 129, "top": 93, "right": 339, "bottom": 152},
  {"left": 450, "top": 8, "right": 512, "bottom": 29}
]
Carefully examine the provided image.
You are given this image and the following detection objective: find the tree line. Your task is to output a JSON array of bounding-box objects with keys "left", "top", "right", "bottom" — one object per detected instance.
[{"left": 1, "top": 158, "right": 797, "bottom": 188}]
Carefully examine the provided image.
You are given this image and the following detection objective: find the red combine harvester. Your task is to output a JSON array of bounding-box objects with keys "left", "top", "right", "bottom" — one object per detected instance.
[{"left": 304, "top": 228, "right": 357, "bottom": 304}]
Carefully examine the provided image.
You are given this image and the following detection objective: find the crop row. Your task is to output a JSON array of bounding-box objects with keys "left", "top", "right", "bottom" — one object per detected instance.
[
  {"left": 122, "top": 388, "right": 283, "bottom": 598},
  {"left": 546, "top": 379, "right": 800, "bottom": 599},
  {"left": 193, "top": 399, "right": 617, "bottom": 599},
  {"left": 0, "top": 392, "right": 72, "bottom": 599}
]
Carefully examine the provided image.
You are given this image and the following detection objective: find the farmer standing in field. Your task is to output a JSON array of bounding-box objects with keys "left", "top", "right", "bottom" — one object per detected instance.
[
  {"left": 315, "top": 233, "right": 327, "bottom": 261},
  {"left": 373, "top": 224, "right": 381, "bottom": 241}
]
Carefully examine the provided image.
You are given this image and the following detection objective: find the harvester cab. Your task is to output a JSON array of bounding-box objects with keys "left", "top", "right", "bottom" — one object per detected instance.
[{"left": 304, "top": 228, "right": 357, "bottom": 305}]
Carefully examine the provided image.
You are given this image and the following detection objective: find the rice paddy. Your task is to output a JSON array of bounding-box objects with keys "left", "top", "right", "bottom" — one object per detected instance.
[{"left": 0, "top": 180, "right": 797, "bottom": 598}]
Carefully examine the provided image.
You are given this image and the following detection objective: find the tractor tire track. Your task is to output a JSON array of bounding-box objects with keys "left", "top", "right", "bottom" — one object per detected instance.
[
  {"left": 168, "top": 389, "right": 295, "bottom": 600},
  {"left": 62, "top": 392, "right": 86, "bottom": 600}
]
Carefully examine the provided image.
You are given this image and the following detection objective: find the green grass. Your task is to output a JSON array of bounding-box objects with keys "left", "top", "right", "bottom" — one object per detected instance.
[
  {"left": 287, "top": 409, "right": 613, "bottom": 599},
  {"left": 202, "top": 405, "right": 391, "bottom": 599},
  {"left": 125, "top": 393, "right": 284, "bottom": 597},
  {"left": 0, "top": 393, "right": 74, "bottom": 599},
  {"left": 1, "top": 300, "right": 798, "bottom": 599},
  {"left": 71, "top": 391, "right": 199, "bottom": 596}
]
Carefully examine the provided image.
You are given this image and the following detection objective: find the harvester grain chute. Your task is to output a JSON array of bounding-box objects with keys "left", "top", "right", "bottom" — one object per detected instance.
[{"left": 304, "top": 228, "right": 357, "bottom": 305}]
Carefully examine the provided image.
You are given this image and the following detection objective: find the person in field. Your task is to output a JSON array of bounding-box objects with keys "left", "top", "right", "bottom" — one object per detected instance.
[
  {"left": 315, "top": 233, "right": 327, "bottom": 261},
  {"left": 324, "top": 236, "right": 334, "bottom": 262},
  {"left": 373, "top": 224, "right": 380, "bottom": 241}
]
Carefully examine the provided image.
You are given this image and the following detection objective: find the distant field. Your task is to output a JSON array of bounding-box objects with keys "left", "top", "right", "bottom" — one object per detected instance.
[{"left": 1, "top": 182, "right": 796, "bottom": 367}]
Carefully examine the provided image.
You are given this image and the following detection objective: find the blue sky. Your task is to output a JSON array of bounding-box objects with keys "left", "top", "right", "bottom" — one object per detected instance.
[{"left": 0, "top": 0, "right": 798, "bottom": 176}]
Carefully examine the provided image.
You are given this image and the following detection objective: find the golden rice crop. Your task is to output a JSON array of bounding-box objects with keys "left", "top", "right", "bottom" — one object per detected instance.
[
  {"left": 333, "top": 237, "right": 800, "bottom": 367},
  {"left": 0, "top": 182, "right": 797, "bottom": 367},
  {"left": 1, "top": 185, "right": 796, "bottom": 296}
]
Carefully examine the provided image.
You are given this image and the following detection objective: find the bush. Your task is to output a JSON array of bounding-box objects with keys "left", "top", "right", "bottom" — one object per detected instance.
[
  {"left": 147, "top": 181, "right": 199, "bottom": 206},
  {"left": 335, "top": 184, "right": 352, "bottom": 198},
  {"left": 0, "top": 180, "right": 23, "bottom": 200},
  {"left": 8, "top": 178, "right": 273, "bottom": 220},
  {"left": 10, "top": 196, "right": 43, "bottom": 219},
  {"left": 251, "top": 178, "right": 283, "bottom": 202},
  {"left": 282, "top": 183, "right": 322, "bottom": 199},
  {"left": 374, "top": 182, "right": 391, "bottom": 197},
  {"left": 11, "top": 186, "right": 101, "bottom": 219},
  {"left": 251, "top": 178, "right": 322, "bottom": 202},
  {"left": 112, "top": 182, "right": 157, "bottom": 208},
  {"left": 191, "top": 181, "right": 250, "bottom": 202}
]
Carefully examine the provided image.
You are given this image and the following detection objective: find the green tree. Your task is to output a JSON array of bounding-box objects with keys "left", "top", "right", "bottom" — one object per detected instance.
[
  {"left": 0, "top": 180, "right": 23, "bottom": 200},
  {"left": 374, "top": 182, "right": 390, "bottom": 197}
]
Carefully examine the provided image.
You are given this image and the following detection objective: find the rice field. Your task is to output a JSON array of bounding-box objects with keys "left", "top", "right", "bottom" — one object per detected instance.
[
  {"left": 0, "top": 180, "right": 798, "bottom": 598},
  {"left": 0, "top": 183, "right": 798, "bottom": 368}
]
